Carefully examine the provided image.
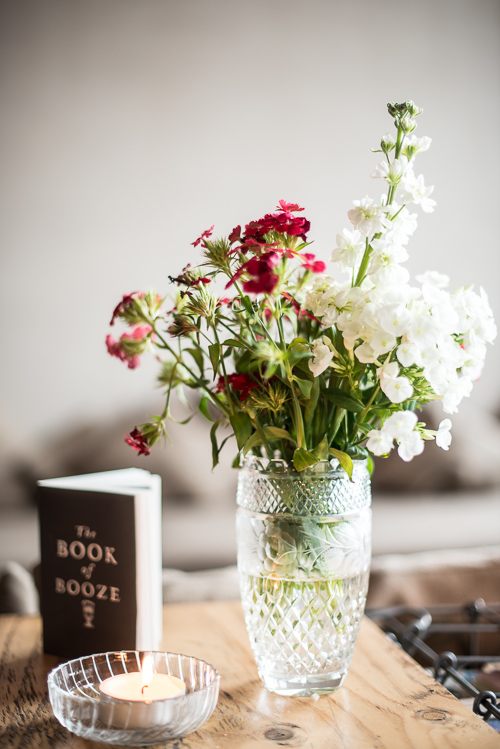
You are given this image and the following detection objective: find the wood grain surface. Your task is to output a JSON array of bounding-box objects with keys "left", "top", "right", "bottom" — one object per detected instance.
[{"left": 1, "top": 602, "right": 499, "bottom": 749}]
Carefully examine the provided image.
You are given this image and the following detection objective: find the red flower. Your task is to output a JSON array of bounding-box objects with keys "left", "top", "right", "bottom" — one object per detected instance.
[
  {"left": 277, "top": 200, "right": 304, "bottom": 214},
  {"left": 109, "top": 292, "right": 143, "bottom": 326},
  {"left": 125, "top": 428, "right": 150, "bottom": 456},
  {"left": 169, "top": 265, "right": 211, "bottom": 287},
  {"left": 217, "top": 373, "right": 260, "bottom": 401},
  {"left": 228, "top": 225, "right": 241, "bottom": 243},
  {"left": 105, "top": 325, "right": 152, "bottom": 369},
  {"left": 191, "top": 226, "right": 214, "bottom": 247},
  {"left": 302, "top": 253, "right": 326, "bottom": 273},
  {"left": 226, "top": 251, "right": 280, "bottom": 295}
]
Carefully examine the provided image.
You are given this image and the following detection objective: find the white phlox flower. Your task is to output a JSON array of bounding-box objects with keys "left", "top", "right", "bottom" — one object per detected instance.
[
  {"left": 396, "top": 340, "right": 420, "bottom": 367},
  {"left": 384, "top": 410, "right": 418, "bottom": 440},
  {"left": 377, "top": 304, "right": 413, "bottom": 337},
  {"left": 308, "top": 337, "right": 334, "bottom": 377},
  {"left": 441, "top": 377, "right": 473, "bottom": 414},
  {"left": 331, "top": 228, "right": 365, "bottom": 270},
  {"left": 397, "top": 430, "right": 425, "bottom": 461},
  {"left": 435, "top": 419, "right": 452, "bottom": 450},
  {"left": 366, "top": 428, "right": 394, "bottom": 456},
  {"left": 368, "top": 330, "right": 397, "bottom": 357},
  {"left": 348, "top": 196, "right": 389, "bottom": 237},
  {"left": 377, "top": 360, "right": 414, "bottom": 403},
  {"left": 399, "top": 171, "right": 436, "bottom": 213}
]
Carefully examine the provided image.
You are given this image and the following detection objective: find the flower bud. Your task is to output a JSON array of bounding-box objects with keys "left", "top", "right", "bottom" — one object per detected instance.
[
  {"left": 405, "top": 101, "right": 423, "bottom": 118},
  {"left": 381, "top": 133, "right": 396, "bottom": 153},
  {"left": 400, "top": 116, "right": 417, "bottom": 133}
]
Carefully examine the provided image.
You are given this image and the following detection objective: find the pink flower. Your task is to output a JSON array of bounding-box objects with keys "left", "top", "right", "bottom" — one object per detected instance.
[
  {"left": 109, "top": 292, "right": 143, "bottom": 326},
  {"left": 125, "top": 428, "right": 150, "bottom": 456},
  {"left": 169, "top": 264, "right": 211, "bottom": 287},
  {"left": 191, "top": 226, "right": 214, "bottom": 247},
  {"left": 105, "top": 325, "right": 152, "bottom": 369},
  {"left": 277, "top": 200, "right": 305, "bottom": 214},
  {"left": 302, "top": 253, "right": 326, "bottom": 273}
]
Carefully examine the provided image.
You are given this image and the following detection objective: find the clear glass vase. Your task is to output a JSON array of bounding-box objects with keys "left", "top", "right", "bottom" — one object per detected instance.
[{"left": 236, "top": 455, "right": 371, "bottom": 696}]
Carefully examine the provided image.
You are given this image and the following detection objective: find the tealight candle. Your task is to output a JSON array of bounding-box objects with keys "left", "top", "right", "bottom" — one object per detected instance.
[{"left": 99, "top": 655, "right": 186, "bottom": 729}]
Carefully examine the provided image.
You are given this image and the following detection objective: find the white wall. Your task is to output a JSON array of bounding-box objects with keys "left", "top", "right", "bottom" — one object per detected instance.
[{"left": 1, "top": 0, "right": 499, "bottom": 447}]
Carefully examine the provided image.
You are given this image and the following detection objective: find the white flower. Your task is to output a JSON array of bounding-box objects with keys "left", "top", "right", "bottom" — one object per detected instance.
[
  {"left": 416, "top": 270, "right": 449, "bottom": 288},
  {"left": 377, "top": 360, "right": 399, "bottom": 383},
  {"left": 331, "top": 228, "right": 365, "bottom": 270},
  {"left": 442, "top": 378, "right": 473, "bottom": 414},
  {"left": 348, "top": 196, "right": 389, "bottom": 237},
  {"left": 366, "top": 428, "right": 394, "bottom": 456},
  {"left": 401, "top": 135, "right": 432, "bottom": 159},
  {"left": 354, "top": 341, "right": 377, "bottom": 363},
  {"left": 383, "top": 410, "right": 418, "bottom": 440},
  {"left": 369, "top": 330, "right": 397, "bottom": 357},
  {"left": 396, "top": 340, "right": 420, "bottom": 367},
  {"left": 397, "top": 431, "right": 425, "bottom": 461},
  {"left": 436, "top": 419, "right": 452, "bottom": 450},
  {"left": 371, "top": 157, "right": 409, "bottom": 184},
  {"left": 378, "top": 304, "right": 413, "bottom": 337},
  {"left": 399, "top": 170, "right": 436, "bottom": 213},
  {"left": 381, "top": 374, "right": 414, "bottom": 404},
  {"left": 308, "top": 338, "right": 334, "bottom": 377}
]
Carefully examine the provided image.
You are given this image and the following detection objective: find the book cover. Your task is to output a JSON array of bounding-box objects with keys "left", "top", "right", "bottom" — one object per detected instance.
[{"left": 38, "top": 469, "right": 162, "bottom": 659}]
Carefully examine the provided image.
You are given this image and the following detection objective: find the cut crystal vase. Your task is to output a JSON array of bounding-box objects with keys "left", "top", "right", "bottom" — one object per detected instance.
[{"left": 236, "top": 456, "right": 371, "bottom": 696}]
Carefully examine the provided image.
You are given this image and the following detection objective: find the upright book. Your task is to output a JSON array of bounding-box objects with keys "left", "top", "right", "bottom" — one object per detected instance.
[{"left": 38, "top": 468, "right": 162, "bottom": 659}]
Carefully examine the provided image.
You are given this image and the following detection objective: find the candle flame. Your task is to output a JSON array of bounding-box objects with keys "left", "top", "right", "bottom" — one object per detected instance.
[{"left": 141, "top": 654, "right": 154, "bottom": 692}]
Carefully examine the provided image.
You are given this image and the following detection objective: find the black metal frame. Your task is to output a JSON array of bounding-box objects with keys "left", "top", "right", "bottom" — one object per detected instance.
[{"left": 366, "top": 599, "right": 500, "bottom": 723}]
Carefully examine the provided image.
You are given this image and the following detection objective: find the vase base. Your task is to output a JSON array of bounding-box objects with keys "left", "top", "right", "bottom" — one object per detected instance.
[{"left": 259, "top": 669, "right": 347, "bottom": 696}]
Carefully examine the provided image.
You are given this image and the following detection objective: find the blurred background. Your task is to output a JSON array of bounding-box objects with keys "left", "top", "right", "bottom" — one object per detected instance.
[{"left": 1, "top": 0, "right": 499, "bottom": 607}]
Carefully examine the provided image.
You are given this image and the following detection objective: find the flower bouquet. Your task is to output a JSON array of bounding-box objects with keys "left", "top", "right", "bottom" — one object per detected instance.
[{"left": 106, "top": 101, "right": 496, "bottom": 694}]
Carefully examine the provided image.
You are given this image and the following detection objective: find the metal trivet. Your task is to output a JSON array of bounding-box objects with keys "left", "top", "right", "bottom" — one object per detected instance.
[{"left": 366, "top": 599, "right": 500, "bottom": 724}]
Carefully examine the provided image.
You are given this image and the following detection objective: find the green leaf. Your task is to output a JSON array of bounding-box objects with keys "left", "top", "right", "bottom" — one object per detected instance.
[
  {"left": 222, "top": 338, "right": 247, "bottom": 349},
  {"left": 264, "top": 426, "right": 294, "bottom": 442},
  {"left": 329, "top": 448, "right": 354, "bottom": 480},
  {"left": 295, "top": 377, "right": 313, "bottom": 399},
  {"left": 323, "top": 388, "right": 364, "bottom": 413},
  {"left": 198, "top": 396, "right": 216, "bottom": 422},
  {"left": 242, "top": 431, "right": 263, "bottom": 456},
  {"left": 185, "top": 348, "right": 204, "bottom": 375},
  {"left": 210, "top": 419, "right": 226, "bottom": 469},
  {"left": 209, "top": 343, "right": 221, "bottom": 373},
  {"left": 230, "top": 412, "right": 253, "bottom": 451},
  {"left": 305, "top": 376, "right": 320, "bottom": 429},
  {"left": 241, "top": 295, "right": 254, "bottom": 315},
  {"left": 293, "top": 447, "right": 320, "bottom": 472},
  {"left": 312, "top": 436, "right": 329, "bottom": 460}
]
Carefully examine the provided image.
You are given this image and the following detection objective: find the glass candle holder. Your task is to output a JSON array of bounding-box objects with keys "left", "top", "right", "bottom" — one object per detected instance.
[{"left": 47, "top": 650, "right": 220, "bottom": 745}]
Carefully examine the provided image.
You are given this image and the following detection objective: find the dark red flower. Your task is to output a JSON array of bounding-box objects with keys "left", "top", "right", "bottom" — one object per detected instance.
[
  {"left": 228, "top": 225, "right": 241, "bottom": 243},
  {"left": 125, "top": 427, "right": 150, "bottom": 456},
  {"left": 217, "top": 372, "right": 260, "bottom": 401},
  {"left": 109, "top": 292, "right": 143, "bottom": 326},
  {"left": 226, "top": 251, "right": 280, "bottom": 295},
  {"left": 302, "top": 253, "right": 326, "bottom": 273},
  {"left": 191, "top": 226, "right": 214, "bottom": 247}
]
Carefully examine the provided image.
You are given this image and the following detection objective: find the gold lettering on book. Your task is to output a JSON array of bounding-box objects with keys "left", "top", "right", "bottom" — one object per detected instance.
[{"left": 54, "top": 526, "right": 121, "bottom": 628}]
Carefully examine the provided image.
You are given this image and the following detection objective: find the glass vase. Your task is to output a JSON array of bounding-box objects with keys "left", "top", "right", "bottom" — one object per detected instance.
[{"left": 236, "top": 456, "right": 371, "bottom": 696}]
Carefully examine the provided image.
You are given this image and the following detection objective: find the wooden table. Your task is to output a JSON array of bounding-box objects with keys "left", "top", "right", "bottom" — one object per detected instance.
[{"left": 1, "top": 602, "right": 500, "bottom": 748}]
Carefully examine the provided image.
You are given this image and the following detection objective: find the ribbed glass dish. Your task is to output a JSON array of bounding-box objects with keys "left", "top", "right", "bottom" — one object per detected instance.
[
  {"left": 47, "top": 651, "right": 219, "bottom": 746},
  {"left": 236, "top": 456, "right": 371, "bottom": 696}
]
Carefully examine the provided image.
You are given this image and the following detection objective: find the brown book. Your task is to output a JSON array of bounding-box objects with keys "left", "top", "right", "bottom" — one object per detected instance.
[{"left": 38, "top": 469, "right": 162, "bottom": 659}]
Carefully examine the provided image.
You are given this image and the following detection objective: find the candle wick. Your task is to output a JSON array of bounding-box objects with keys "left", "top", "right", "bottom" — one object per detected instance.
[{"left": 141, "top": 684, "right": 149, "bottom": 695}]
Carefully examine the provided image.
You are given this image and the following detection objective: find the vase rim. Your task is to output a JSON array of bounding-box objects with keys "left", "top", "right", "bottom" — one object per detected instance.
[{"left": 239, "top": 453, "right": 368, "bottom": 479}]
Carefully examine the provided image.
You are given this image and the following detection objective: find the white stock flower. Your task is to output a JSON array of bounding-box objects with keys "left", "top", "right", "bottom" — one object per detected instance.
[
  {"left": 416, "top": 270, "right": 449, "bottom": 288},
  {"left": 308, "top": 338, "right": 334, "bottom": 377},
  {"left": 401, "top": 135, "right": 432, "bottom": 159},
  {"left": 371, "top": 157, "right": 409, "bottom": 185},
  {"left": 399, "top": 171, "right": 436, "bottom": 213},
  {"left": 331, "top": 228, "right": 365, "bottom": 270},
  {"left": 436, "top": 419, "right": 452, "bottom": 450},
  {"left": 348, "top": 196, "right": 389, "bottom": 237},
  {"left": 397, "top": 431, "right": 424, "bottom": 461},
  {"left": 383, "top": 410, "right": 418, "bottom": 440},
  {"left": 366, "top": 428, "right": 394, "bottom": 456}
]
